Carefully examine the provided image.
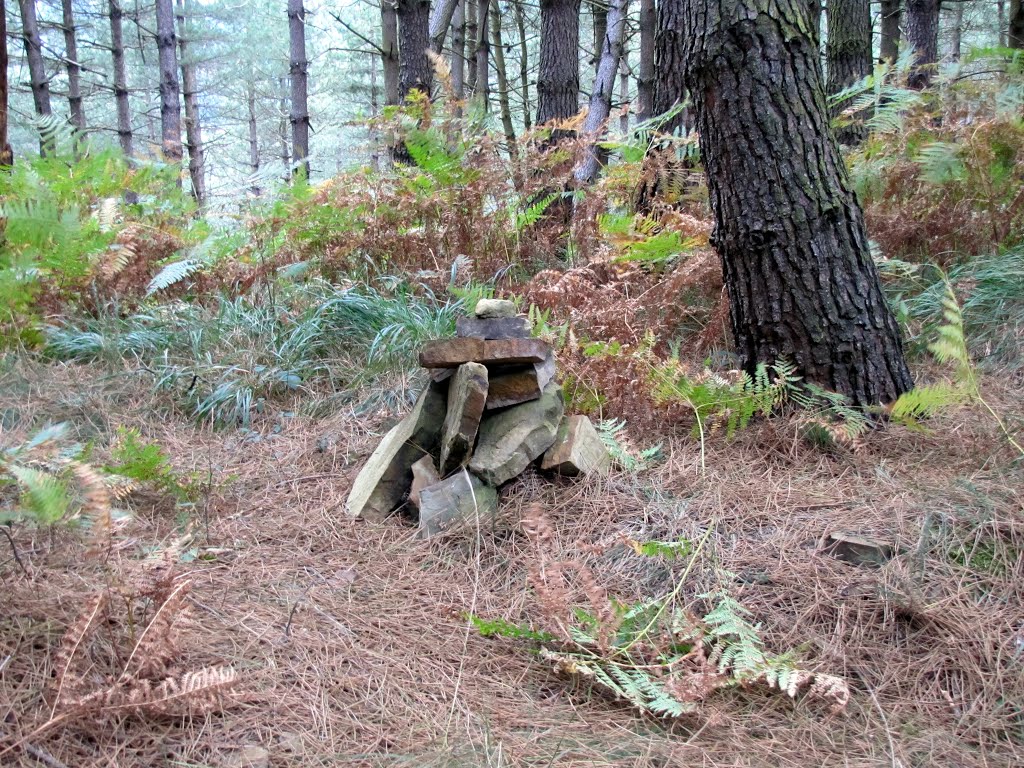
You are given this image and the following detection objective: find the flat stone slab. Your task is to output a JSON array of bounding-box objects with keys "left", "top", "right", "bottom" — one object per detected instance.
[
  {"left": 418, "top": 471, "right": 499, "bottom": 538},
  {"left": 485, "top": 349, "right": 556, "bottom": 410},
  {"left": 470, "top": 382, "right": 565, "bottom": 486},
  {"left": 409, "top": 454, "right": 440, "bottom": 511},
  {"left": 419, "top": 338, "right": 550, "bottom": 369},
  {"left": 440, "top": 362, "right": 488, "bottom": 475},
  {"left": 456, "top": 315, "right": 531, "bottom": 340},
  {"left": 474, "top": 298, "right": 517, "bottom": 318},
  {"left": 345, "top": 382, "right": 447, "bottom": 520},
  {"left": 541, "top": 415, "right": 612, "bottom": 476}
]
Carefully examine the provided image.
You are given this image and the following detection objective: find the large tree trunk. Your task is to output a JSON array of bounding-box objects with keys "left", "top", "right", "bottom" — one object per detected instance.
[
  {"left": 61, "top": 0, "right": 86, "bottom": 134},
  {"left": 17, "top": 0, "right": 52, "bottom": 154},
  {"left": 155, "top": 0, "right": 182, "bottom": 164},
  {"left": 288, "top": 0, "right": 310, "bottom": 177},
  {"left": 176, "top": 0, "right": 205, "bottom": 203},
  {"left": 654, "top": 0, "right": 687, "bottom": 134},
  {"left": 879, "top": 0, "right": 901, "bottom": 63},
  {"left": 430, "top": 0, "right": 460, "bottom": 52},
  {"left": 474, "top": 0, "right": 491, "bottom": 107},
  {"left": 905, "top": 0, "right": 939, "bottom": 88},
  {"left": 536, "top": 0, "right": 581, "bottom": 126},
  {"left": 575, "top": 0, "right": 627, "bottom": 183},
  {"left": 109, "top": 0, "right": 134, "bottom": 156},
  {"left": 0, "top": 2, "right": 12, "bottom": 167},
  {"left": 636, "top": 0, "right": 655, "bottom": 122},
  {"left": 681, "top": 0, "right": 912, "bottom": 405},
  {"left": 398, "top": 0, "right": 433, "bottom": 99},
  {"left": 491, "top": 4, "right": 517, "bottom": 151},
  {"left": 452, "top": 0, "right": 466, "bottom": 100},
  {"left": 382, "top": 0, "right": 400, "bottom": 105},
  {"left": 513, "top": 0, "right": 531, "bottom": 128},
  {"left": 1010, "top": 0, "right": 1024, "bottom": 48},
  {"left": 825, "top": 0, "right": 871, "bottom": 145}
]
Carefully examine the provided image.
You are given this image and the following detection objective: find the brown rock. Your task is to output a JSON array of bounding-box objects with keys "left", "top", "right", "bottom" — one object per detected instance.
[
  {"left": 541, "top": 415, "right": 612, "bottom": 476},
  {"left": 457, "top": 315, "right": 531, "bottom": 339},
  {"left": 823, "top": 531, "right": 897, "bottom": 567},
  {"left": 440, "top": 362, "right": 488, "bottom": 474},
  {"left": 409, "top": 454, "right": 440, "bottom": 510},
  {"left": 419, "top": 338, "right": 550, "bottom": 368},
  {"left": 485, "top": 349, "right": 556, "bottom": 410}
]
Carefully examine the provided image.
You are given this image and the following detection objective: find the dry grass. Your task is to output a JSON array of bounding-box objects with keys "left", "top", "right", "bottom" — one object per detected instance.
[{"left": 1, "top": 358, "right": 1022, "bottom": 767}]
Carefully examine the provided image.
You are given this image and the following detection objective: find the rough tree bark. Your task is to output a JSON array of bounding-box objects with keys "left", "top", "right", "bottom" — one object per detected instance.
[
  {"left": 1010, "top": 0, "right": 1024, "bottom": 48},
  {"left": 0, "top": 3, "right": 12, "bottom": 167},
  {"left": 879, "top": 0, "right": 901, "bottom": 63},
  {"left": 654, "top": 0, "right": 688, "bottom": 134},
  {"left": 155, "top": 0, "right": 183, "bottom": 164},
  {"left": 61, "top": 0, "right": 86, "bottom": 134},
  {"left": 491, "top": 4, "right": 517, "bottom": 150},
  {"left": 288, "top": 0, "right": 310, "bottom": 177},
  {"left": 430, "top": 0, "right": 461, "bottom": 52},
  {"left": 467, "top": 0, "right": 478, "bottom": 91},
  {"left": 513, "top": 0, "right": 531, "bottom": 128},
  {"left": 176, "top": 0, "right": 205, "bottom": 204},
  {"left": 536, "top": 0, "right": 582, "bottom": 125},
  {"left": 452, "top": 0, "right": 466, "bottom": 100},
  {"left": 589, "top": 0, "right": 607, "bottom": 74},
  {"left": 475, "top": 0, "right": 492, "bottom": 107},
  {"left": 905, "top": 0, "right": 939, "bottom": 88},
  {"left": 398, "top": 0, "right": 433, "bottom": 99},
  {"left": 382, "top": 0, "right": 400, "bottom": 105},
  {"left": 108, "top": 0, "right": 134, "bottom": 156},
  {"left": 17, "top": 0, "right": 52, "bottom": 155},
  {"left": 637, "top": 0, "right": 655, "bottom": 121},
  {"left": 575, "top": 0, "right": 627, "bottom": 183},
  {"left": 680, "top": 0, "right": 912, "bottom": 405},
  {"left": 825, "top": 0, "right": 871, "bottom": 144}
]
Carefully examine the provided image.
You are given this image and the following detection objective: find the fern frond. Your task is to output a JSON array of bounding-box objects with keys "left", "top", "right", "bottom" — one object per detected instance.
[
  {"left": 7, "top": 464, "right": 71, "bottom": 524},
  {"left": 146, "top": 259, "right": 202, "bottom": 296},
  {"left": 889, "top": 384, "right": 966, "bottom": 420}
]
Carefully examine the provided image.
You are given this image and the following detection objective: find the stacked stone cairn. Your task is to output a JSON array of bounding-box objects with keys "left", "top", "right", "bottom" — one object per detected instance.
[{"left": 345, "top": 299, "right": 612, "bottom": 537}]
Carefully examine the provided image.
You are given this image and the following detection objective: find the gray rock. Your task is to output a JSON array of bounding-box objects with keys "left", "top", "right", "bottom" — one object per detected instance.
[
  {"left": 485, "top": 349, "right": 556, "bottom": 410},
  {"left": 470, "top": 382, "right": 564, "bottom": 486},
  {"left": 418, "top": 471, "right": 499, "bottom": 538},
  {"left": 440, "top": 362, "right": 488, "bottom": 475},
  {"left": 474, "top": 298, "right": 517, "bottom": 318},
  {"left": 419, "top": 337, "right": 550, "bottom": 368},
  {"left": 457, "top": 315, "right": 531, "bottom": 339},
  {"left": 345, "top": 382, "right": 447, "bottom": 520},
  {"left": 541, "top": 415, "right": 612, "bottom": 476},
  {"left": 409, "top": 454, "right": 440, "bottom": 511},
  {"left": 823, "top": 531, "right": 898, "bottom": 568}
]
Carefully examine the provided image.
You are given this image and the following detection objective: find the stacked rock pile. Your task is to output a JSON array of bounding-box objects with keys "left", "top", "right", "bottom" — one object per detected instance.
[{"left": 345, "top": 298, "right": 612, "bottom": 537}]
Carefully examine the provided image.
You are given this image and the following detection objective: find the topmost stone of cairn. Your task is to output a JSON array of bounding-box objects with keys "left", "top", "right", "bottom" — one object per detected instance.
[{"left": 474, "top": 299, "right": 517, "bottom": 319}]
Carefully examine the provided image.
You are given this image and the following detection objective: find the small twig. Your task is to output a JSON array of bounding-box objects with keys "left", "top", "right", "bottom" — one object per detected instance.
[
  {"left": 22, "top": 742, "right": 70, "bottom": 768},
  {"left": 1, "top": 527, "right": 31, "bottom": 578}
]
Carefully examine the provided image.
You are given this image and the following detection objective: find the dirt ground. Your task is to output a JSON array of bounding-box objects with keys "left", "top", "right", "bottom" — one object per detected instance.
[{"left": 1, "top": 358, "right": 1022, "bottom": 767}]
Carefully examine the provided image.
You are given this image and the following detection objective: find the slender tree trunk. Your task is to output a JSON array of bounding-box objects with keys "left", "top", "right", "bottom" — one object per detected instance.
[
  {"left": 590, "top": 0, "right": 607, "bottom": 74},
  {"left": 475, "top": 0, "right": 491, "bottom": 107},
  {"left": 637, "top": 0, "right": 655, "bottom": 121},
  {"left": 680, "top": 0, "right": 912, "bottom": 405},
  {"left": 513, "top": 0, "right": 531, "bottom": 128},
  {"left": 381, "top": 0, "right": 400, "bottom": 104},
  {"left": 619, "top": 57, "right": 629, "bottom": 133},
  {"left": 155, "top": 0, "right": 182, "bottom": 165},
  {"left": 491, "top": 4, "right": 517, "bottom": 152},
  {"left": 279, "top": 77, "right": 290, "bottom": 181},
  {"left": 288, "top": 0, "right": 310, "bottom": 177},
  {"left": 905, "top": 0, "right": 939, "bottom": 88},
  {"left": 61, "top": 0, "right": 86, "bottom": 134},
  {"left": 826, "top": 0, "right": 872, "bottom": 144},
  {"left": 17, "top": 0, "right": 52, "bottom": 155},
  {"left": 247, "top": 82, "right": 261, "bottom": 196},
  {"left": 879, "top": 0, "right": 901, "bottom": 63},
  {"left": 0, "top": 2, "right": 12, "bottom": 167},
  {"left": 466, "top": 0, "right": 479, "bottom": 91},
  {"left": 949, "top": 2, "right": 963, "bottom": 59},
  {"left": 576, "top": 0, "right": 626, "bottom": 183},
  {"left": 654, "top": 0, "right": 687, "bottom": 134},
  {"left": 536, "top": 0, "right": 582, "bottom": 126},
  {"left": 431, "top": 0, "right": 461, "bottom": 52},
  {"left": 807, "top": 0, "right": 821, "bottom": 46},
  {"left": 452, "top": 0, "right": 466, "bottom": 100},
  {"left": 398, "top": 0, "right": 433, "bottom": 99},
  {"left": 108, "top": 0, "right": 134, "bottom": 156},
  {"left": 176, "top": 0, "right": 205, "bottom": 203},
  {"left": 1010, "top": 0, "right": 1024, "bottom": 48},
  {"left": 998, "top": 0, "right": 1006, "bottom": 47}
]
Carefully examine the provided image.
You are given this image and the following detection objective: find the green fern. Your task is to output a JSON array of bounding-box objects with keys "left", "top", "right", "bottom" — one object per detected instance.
[
  {"left": 4, "top": 464, "right": 71, "bottom": 525},
  {"left": 146, "top": 259, "right": 203, "bottom": 296},
  {"left": 701, "top": 592, "right": 767, "bottom": 677}
]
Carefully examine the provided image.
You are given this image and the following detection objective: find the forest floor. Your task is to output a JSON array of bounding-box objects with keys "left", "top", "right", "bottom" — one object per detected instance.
[{"left": 1, "top": 354, "right": 1022, "bottom": 768}]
